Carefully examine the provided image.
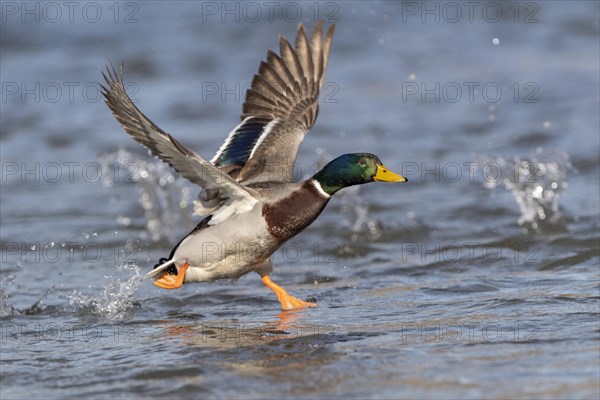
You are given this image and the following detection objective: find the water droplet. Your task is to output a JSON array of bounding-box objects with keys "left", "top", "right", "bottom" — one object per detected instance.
[
  {"left": 543, "top": 121, "right": 552, "bottom": 129},
  {"left": 377, "top": 38, "right": 384, "bottom": 45},
  {"left": 488, "top": 114, "right": 495, "bottom": 122},
  {"left": 409, "top": 73, "right": 416, "bottom": 81},
  {"left": 117, "top": 216, "right": 131, "bottom": 226},
  {"left": 492, "top": 37, "right": 500, "bottom": 45}
]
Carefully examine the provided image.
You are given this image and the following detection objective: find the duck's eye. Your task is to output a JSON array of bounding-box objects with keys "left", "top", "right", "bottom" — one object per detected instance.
[{"left": 358, "top": 159, "right": 366, "bottom": 166}]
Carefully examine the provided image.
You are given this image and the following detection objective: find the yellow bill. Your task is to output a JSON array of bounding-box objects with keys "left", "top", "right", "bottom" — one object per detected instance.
[{"left": 374, "top": 164, "right": 407, "bottom": 182}]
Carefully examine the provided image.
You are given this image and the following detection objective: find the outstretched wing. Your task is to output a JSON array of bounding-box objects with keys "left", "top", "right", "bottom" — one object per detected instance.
[
  {"left": 101, "top": 64, "right": 258, "bottom": 225},
  {"left": 211, "top": 22, "right": 335, "bottom": 184}
]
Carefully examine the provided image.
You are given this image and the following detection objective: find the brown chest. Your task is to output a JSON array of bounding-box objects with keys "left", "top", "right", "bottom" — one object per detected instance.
[{"left": 262, "top": 182, "right": 329, "bottom": 242}]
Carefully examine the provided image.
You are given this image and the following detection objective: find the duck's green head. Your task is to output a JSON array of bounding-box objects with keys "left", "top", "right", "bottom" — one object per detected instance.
[{"left": 313, "top": 153, "right": 407, "bottom": 196}]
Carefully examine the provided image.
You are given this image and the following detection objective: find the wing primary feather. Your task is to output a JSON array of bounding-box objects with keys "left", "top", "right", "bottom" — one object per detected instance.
[
  {"left": 321, "top": 24, "right": 335, "bottom": 87},
  {"left": 310, "top": 21, "right": 324, "bottom": 84},
  {"left": 256, "top": 60, "right": 288, "bottom": 97},
  {"left": 295, "top": 24, "right": 314, "bottom": 86},
  {"left": 279, "top": 35, "right": 304, "bottom": 84}
]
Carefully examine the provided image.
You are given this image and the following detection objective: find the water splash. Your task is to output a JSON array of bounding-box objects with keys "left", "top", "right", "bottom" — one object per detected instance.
[
  {"left": 0, "top": 272, "right": 17, "bottom": 317},
  {"left": 21, "top": 286, "right": 56, "bottom": 315},
  {"left": 99, "top": 149, "right": 195, "bottom": 242},
  {"left": 69, "top": 261, "right": 143, "bottom": 319},
  {"left": 340, "top": 185, "right": 382, "bottom": 240},
  {"left": 0, "top": 272, "right": 55, "bottom": 317},
  {"left": 480, "top": 148, "right": 572, "bottom": 231}
]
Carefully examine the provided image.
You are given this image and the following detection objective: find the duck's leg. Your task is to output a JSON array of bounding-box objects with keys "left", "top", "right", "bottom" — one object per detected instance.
[
  {"left": 261, "top": 275, "right": 317, "bottom": 310},
  {"left": 154, "top": 263, "right": 189, "bottom": 289}
]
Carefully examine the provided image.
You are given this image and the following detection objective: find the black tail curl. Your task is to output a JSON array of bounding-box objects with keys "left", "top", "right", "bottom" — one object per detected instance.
[{"left": 153, "top": 257, "right": 178, "bottom": 275}]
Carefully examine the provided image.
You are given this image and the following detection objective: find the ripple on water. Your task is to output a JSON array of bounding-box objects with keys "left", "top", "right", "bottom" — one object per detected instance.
[{"left": 421, "top": 283, "right": 499, "bottom": 295}]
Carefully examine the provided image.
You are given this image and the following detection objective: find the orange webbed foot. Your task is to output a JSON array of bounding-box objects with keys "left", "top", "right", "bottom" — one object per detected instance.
[
  {"left": 154, "top": 263, "right": 189, "bottom": 290},
  {"left": 261, "top": 275, "right": 317, "bottom": 310},
  {"left": 277, "top": 295, "right": 317, "bottom": 311}
]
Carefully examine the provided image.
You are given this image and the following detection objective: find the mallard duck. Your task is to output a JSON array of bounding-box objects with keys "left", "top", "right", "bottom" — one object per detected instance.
[{"left": 101, "top": 22, "right": 407, "bottom": 310}]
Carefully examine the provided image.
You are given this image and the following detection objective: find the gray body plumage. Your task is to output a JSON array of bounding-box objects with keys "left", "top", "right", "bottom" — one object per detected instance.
[{"left": 174, "top": 202, "right": 274, "bottom": 282}]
